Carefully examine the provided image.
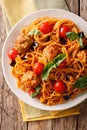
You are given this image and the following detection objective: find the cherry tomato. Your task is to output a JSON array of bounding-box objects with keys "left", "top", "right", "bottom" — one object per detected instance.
[
  {"left": 8, "top": 48, "right": 19, "bottom": 61},
  {"left": 60, "top": 25, "right": 70, "bottom": 38},
  {"left": 39, "top": 21, "right": 53, "bottom": 34},
  {"left": 33, "top": 62, "right": 44, "bottom": 75},
  {"left": 28, "top": 89, "right": 35, "bottom": 94},
  {"left": 59, "top": 60, "right": 66, "bottom": 68},
  {"left": 54, "top": 80, "right": 66, "bottom": 93}
]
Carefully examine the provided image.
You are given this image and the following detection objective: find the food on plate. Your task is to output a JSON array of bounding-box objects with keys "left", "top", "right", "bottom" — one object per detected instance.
[{"left": 8, "top": 17, "right": 87, "bottom": 105}]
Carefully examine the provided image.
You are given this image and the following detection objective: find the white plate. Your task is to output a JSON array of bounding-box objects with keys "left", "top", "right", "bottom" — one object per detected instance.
[{"left": 2, "top": 9, "right": 87, "bottom": 110}]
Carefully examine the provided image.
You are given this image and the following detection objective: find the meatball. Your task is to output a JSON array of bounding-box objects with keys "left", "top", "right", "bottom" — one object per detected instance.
[
  {"left": 21, "top": 71, "right": 41, "bottom": 89},
  {"left": 15, "top": 34, "right": 33, "bottom": 53},
  {"left": 43, "top": 43, "right": 60, "bottom": 62}
]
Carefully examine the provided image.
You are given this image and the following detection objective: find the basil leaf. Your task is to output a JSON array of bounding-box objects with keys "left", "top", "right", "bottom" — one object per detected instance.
[
  {"left": 35, "top": 86, "right": 41, "bottom": 93},
  {"left": 29, "top": 29, "right": 42, "bottom": 35},
  {"left": 53, "top": 54, "right": 66, "bottom": 66},
  {"left": 42, "top": 62, "right": 56, "bottom": 81},
  {"left": 31, "top": 86, "right": 41, "bottom": 98},
  {"left": 66, "top": 31, "right": 84, "bottom": 49},
  {"left": 42, "top": 54, "right": 66, "bottom": 80},
  {"left": 79, "top": 37, "right": 84, "bottom": 49},
  {"left": 31, "top": 92, "right": 38, "bottom": 98},
  {"left": 66, "top": 32, "right": 79, "bottom": 40},
  {"left": 73, "top": 76, "right": 87, "bottom": 88}
]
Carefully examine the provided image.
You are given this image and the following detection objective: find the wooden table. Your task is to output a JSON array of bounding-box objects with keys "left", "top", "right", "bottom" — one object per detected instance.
[{"left": 0, "top": 0, "right": 87, "bottom": 130}]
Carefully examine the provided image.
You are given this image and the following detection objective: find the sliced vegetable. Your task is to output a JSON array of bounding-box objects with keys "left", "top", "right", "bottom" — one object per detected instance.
[
  {"left": 78, "top": 31, "right": 84, "bottom": 38},
  {"left": 66, "top": 31, "right": 84, "bottom": 49},
  {"left": 33, "top": 62, "right": 44, "bottom": 75},
  {"left": 39, "top": 21, "right": 53, "bottom": 34},
  {"left": 31, "top": 86, "right": 41, "bottom": 98},
  {"left": 21, "top": 55, "right": 28, "bottom": 60},
  {"left": 54, "top": 80, "right": 66, "bottom": 93},
  {"left": 8, "top": 48, "right": 19, "bottom": 61},
  {"left": 42, "top": 54, "right": 66, "bottom": 80},
  {"left": 60, "top": 25, "right": 70, "bottom": 38},
  {"left": 10, "top": 60, "right": 16, "bottom": 67},
  {"left": 73, "top": 76, "right": 87, "bottom": 88},
  {"left": 30, "top": 42, "right": 38, "bottom": 50},
  {"left": 29, "top": 29, "right": 42, "bottom": 35},
  {"left": 63, "top": 95, "right": 70, "bottom": 100}
]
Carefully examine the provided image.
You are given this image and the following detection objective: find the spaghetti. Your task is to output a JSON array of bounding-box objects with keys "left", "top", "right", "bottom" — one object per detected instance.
[{"left": 10, "top": 17, "right": 87, "bottom": 105}]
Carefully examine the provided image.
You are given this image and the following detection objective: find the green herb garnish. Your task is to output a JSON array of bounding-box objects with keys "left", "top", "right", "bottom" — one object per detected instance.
[
  {"left": 31, "top": 86, "right": 41, "bottom": 98},
  {"left": 42, "top": 54, "right": 66, "bottom": 80},
  {"left": 29, "top": 29, "right": 42, "bottom": 35},
  {"left": 66, "top": 32, "right": 79, "bottom": 40},
  {"left": 73, "top": 76, "right": 87, "bottom": 88},
  {"left": 66, "top": 31, "right": 84, "bottom": 49}
]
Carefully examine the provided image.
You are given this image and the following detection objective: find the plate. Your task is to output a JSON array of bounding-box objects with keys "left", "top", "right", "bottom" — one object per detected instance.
[{"left": 2, "top": 9, "right": 87, "bottom": 110}]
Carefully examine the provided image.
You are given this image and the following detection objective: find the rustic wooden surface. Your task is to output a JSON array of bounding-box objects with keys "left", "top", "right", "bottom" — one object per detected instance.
[{"left": 0, "top": 0, "right": 87, "bottom": 130}]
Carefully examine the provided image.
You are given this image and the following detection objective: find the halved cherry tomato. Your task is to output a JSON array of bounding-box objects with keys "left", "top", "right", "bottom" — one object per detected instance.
[
  {"left": 59, "top": 60, "right": 66, "bottom": 68},
  {"left": 39, "top": 21, "right": 53, "bottom": 34},
  {"left": 8, "top": 48, "right": 19, "bottom": 61},
  {"left": 60, "top": 25, "right": 70, "bottom": 38},
  {"left": 33, "top": 62, "right": 44, "bottom": 75},
  {"left": 54, "top": 80, "right": 66, "bottom": 93}
]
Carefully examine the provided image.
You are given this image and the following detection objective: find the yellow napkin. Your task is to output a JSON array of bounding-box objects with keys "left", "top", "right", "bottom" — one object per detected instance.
[
  {"left": 1, "top": 0, "right": 80, "bottom": 121},
  {"left": 1, "top": 0, "right": 68, "bottom": 26},
  {"left": 20, "top": 100, "right": 80, "bottom": 121}
]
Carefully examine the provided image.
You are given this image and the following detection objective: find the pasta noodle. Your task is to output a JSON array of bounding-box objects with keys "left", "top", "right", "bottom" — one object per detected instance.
[{"left": 10, "top": 17, "right": 87, "bottom": 106}]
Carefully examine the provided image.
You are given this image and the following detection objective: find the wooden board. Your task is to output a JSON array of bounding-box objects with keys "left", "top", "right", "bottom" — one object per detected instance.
[{"left": 0, "top": 6, "right": 27, "bottom": 130}]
